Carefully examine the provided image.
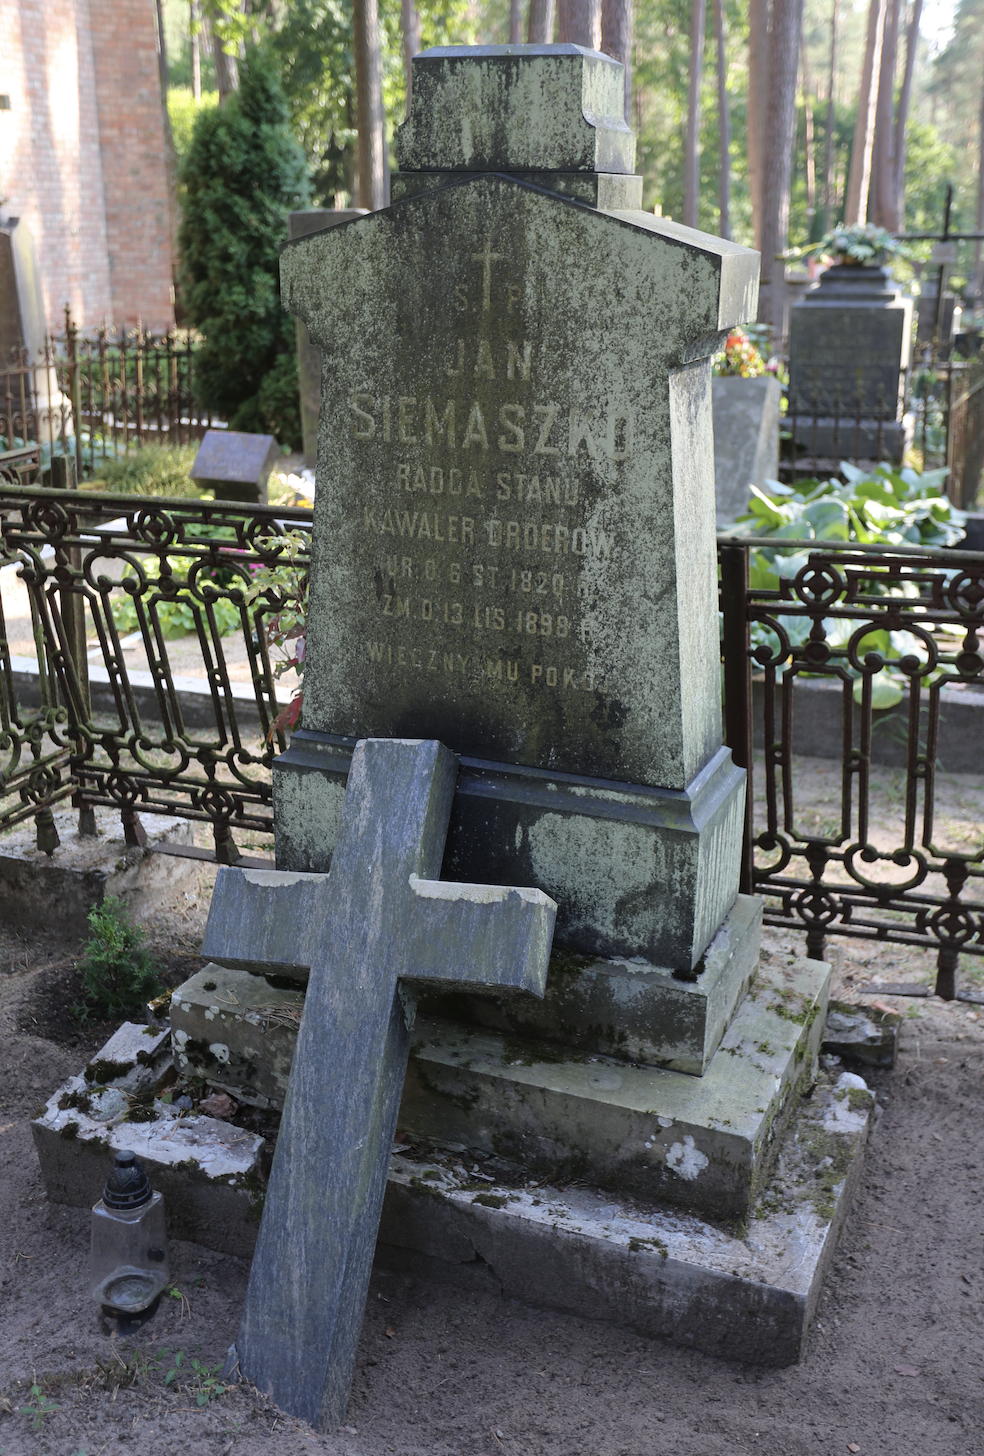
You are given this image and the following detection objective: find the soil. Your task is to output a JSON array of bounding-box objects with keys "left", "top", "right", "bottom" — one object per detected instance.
[{"left": 2, "top": 870, "right": 984, "bottom": 1456}]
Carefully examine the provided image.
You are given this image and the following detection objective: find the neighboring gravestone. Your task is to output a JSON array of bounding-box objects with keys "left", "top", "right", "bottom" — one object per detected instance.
[
  {"left": 206, "top": 737, "right": 555, "bottom": 1429},
  {"left": 787, "top": 263, "right": 913, "bottom": 463},
  {"left": 287, "top": 210, "right": 367, "bottom": 467},
  {"left": 0, "top": 216, "right": 46, "bottom": 363},
  {"left": 276, "top": 43, "right": 760, "bottom": 972},
  {"left": 190, "top": 430, "right": 280, "bottom": 503},
  {"left": 712, "top": 374, "right": 781, "bottom": 526}
]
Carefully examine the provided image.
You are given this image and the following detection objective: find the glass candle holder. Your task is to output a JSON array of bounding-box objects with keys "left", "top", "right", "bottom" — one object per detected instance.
[{"left": 89, "top": 1150, "right": 169, "bottom": 1314}]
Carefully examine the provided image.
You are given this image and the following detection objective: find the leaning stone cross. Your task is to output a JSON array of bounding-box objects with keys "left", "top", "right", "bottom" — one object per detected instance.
[{"left": 202, "top": 737, "right": 556, "bottom": 1430}]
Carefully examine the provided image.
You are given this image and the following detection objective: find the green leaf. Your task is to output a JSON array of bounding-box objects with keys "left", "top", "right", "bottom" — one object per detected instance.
[{"left": 853, "top": 676, "right": 904, "bottom": 709}]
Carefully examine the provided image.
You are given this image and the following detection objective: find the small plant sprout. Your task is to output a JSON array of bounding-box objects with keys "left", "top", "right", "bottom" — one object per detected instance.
[{"left": 18, "top": 1375, "right": 61, "bottom": 1431}]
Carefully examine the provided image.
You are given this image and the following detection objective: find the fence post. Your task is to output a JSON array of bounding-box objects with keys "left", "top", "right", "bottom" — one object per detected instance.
[
  {"left": 49, "top": 454, "right": 96, "bottom": 836},
  {"left": 64, "top": 305, "right": 83, "bottom": 484},
  {"left": 719, "top": 541, "right": 753, "bottom": 895}
]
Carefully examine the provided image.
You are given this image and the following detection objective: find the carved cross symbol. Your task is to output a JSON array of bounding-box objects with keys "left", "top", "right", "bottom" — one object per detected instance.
[
  {"left": 203, "top": 738, "right": 556, "bottom": 1431},
  {"left": 472, "top": 235, "right": 504, "bottom": 310}
]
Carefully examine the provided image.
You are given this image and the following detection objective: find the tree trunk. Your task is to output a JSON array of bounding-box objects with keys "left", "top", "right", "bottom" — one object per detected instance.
[
  {"left": 802, "top": 33, "right": 815, "bottom": 219},
  {"left": 747, "top": 0, "right": 770, "bottom": 252},
  {"left": 557, "top": 0, "right": 600, "bottom": 48},
  {"left": 401, "top": 0, "right": 421, "bottom": 113},
  {"left": 209, "top": 14, "right": 239, "bottom": 105},
  {"left": 822, "top": 0, "right": 838, "bottom": 230},
  {"left": 684, "top": 0, "right": 706, "bottom": 229},
  {"left": 975, "top": 71, "right": 984, "bottom": 301},
  {"left": 154, "top": 0, "right": 180, "bottom": 285},
  {"left": 528, "top": 0, "right": 556, "bottom": 42},
  {"left": 758, "top": 0, "right": 804, "bottom": 341},
  {"left": 843, "top": 0, "right": 887, "bottom": 224},
  {"left": 870, "top": 0, "right": 900, "bottom": 228},
  {"left": 601, "top": 0, "right": 633, "bottom": 122},
  {"left": 354, "top": 0, "right": 386, "bottom": 210},
  {"left": 509, "top": 0, "right": 524, "bottom": 43},
  {"left": 190, "top": 1, "right": 201, "bottom": 103},
  {"left": 713, "top": 0, "right": 730, "bottom": 238},
  {"left": 893, "top": 0, "right": 923, "bottom": 228}
]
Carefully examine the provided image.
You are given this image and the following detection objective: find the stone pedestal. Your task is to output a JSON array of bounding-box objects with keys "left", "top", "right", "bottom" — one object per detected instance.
[
  {"left": 712, "top": 375, "right": 781, "bottom": 525},
  {"left": 788, "top": 263, "right": 913, "bottom": 464}
]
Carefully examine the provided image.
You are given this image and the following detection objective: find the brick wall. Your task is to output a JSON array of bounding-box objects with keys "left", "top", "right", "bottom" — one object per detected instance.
[{"left": 0, "top": 0, "right": 174, "bottom": 334}]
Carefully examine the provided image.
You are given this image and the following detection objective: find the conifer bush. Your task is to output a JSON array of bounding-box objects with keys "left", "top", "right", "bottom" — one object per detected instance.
[{"left": 178, "top": 52, "right": 310, "bottom": 447}]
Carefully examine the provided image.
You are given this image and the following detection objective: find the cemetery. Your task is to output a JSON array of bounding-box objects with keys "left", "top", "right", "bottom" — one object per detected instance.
[{"left": 1, "top": 3, "right": 984, "bottom": 1453}]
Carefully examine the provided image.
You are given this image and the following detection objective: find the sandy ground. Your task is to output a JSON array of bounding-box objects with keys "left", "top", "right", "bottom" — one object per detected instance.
[{"left": 1, "top": 864, "right": 983, "bottom": 1456}]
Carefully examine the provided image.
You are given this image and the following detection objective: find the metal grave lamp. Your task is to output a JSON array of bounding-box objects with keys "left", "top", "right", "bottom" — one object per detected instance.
[{"left": 89, "top": 1151, "right": 169, "bottom": 1314}]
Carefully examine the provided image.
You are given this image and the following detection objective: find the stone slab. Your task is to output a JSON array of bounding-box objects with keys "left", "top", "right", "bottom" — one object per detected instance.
[
  {"left": 822, "top": 999, "right": 900, "bottom": 1069},
  {"left": 400, "top": 952, "right": 830, "bottom": 1222},
  {"left": 191, "top": 430, "right": 279, "bottom": 504},
  {"left": 0, "top": 807, "right": 198, "bottom": 934},
  {"left": 171, "top": 962, "right": 304, "bottom": 1107},
  {"left": 396, "top": 45, "right": 637, "bottom": 175},
  {"left": 418, "top": 894, "right": 763, "bottom": 1074},
  {"left": 34, "top": 1055, "right": 873, "bottom": 1367},
  {"left": 83, "top": 1020, "right": 171, "bottom": 1093},
  {"left": 273, "top": 729, "right": 746, "bottom": 971},
  {"left": 31, "top": 1066, "right": 265, "bottom": 1260},
  {"left": 712, "top": 375, "right": 781, "bottom": 527},
  {"left": 390, "top": 171, "right": 644, "bottom": 211}
]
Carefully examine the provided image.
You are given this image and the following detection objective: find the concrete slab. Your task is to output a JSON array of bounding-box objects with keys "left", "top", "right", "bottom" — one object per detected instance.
[
  {"left": 0, "top": 806, "right": 198, "bottom": 934},
  {"left": 82, "top": 1020, "right": 171, "bottom": 1094},
  {"left": 822, "top": 999, "right": 901, "bottom": 1069},
  {"left": 401, "top": 953, "right": 830, "bottom": 1222},
  {"left": 418, "top": 894, "right": 762, "bottom": 1074},
  {"left": 170, "top": 962, "right": 305, "bottom": 1108}
]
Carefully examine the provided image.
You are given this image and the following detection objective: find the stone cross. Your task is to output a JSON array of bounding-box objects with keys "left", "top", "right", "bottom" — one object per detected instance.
[{"left": 203, "top": 737, "right": 556, "bottom": 1430}]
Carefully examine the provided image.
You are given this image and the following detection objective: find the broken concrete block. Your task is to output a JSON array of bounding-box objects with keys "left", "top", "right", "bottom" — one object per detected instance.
[
  {"left": 83, "top": 1021, "right": 171, "bottom": 1095},
  {"left": 822, "top": 999, "right": 900, "bottom": 1068}
]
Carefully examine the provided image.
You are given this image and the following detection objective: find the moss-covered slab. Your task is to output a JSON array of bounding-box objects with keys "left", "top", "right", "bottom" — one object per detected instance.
[
  {"left": 400, "top": 951, "right": 830, "bottom": 1222},
  {"left": 822, "top": 999, "right": 901, "bottom": 1069},
  {"left": 379, "top": 1071, "right": 874, "bottom": 1366},
  {"left": 418, "top": 893, "right": 762, "bottom": 1073}
]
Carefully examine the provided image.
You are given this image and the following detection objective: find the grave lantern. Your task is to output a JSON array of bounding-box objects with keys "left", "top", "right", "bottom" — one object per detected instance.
[{"left": 89, "top": 1150, "right": 169, "bottom": 1314}]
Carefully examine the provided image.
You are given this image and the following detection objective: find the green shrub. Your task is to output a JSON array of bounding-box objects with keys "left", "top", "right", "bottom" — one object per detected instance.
[
  {"left": 99, "top": 444, "right": 203, "bottom": 499},
  {"left": 178, "top": 51, "right": 310, "bottom": 447},
  {"left": 78, "top": 897, "right": 163, "bottom": 1020}
]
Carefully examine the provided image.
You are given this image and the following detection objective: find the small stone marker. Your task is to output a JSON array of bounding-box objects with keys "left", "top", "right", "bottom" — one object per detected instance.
[
  {"left": 206, "top": 737, "right": 555, "bottom": 1429},
  {"left": 190, "top": 429, "right": 280, "bottom": 503}
]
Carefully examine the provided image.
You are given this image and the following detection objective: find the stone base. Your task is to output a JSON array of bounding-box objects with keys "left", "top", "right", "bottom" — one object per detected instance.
[
  {"left": 822, "top": 999, "right": 901, "bottom": 1069},
  {"left": 390, "top": 170, "right": 644, "bottom": 211},
  {"left": 0, "top": 807, "right": 198, "bottom": 934},
  {"left": 273, "top": 730, "right": 746, "bottom": 971},
  {"left": 33, "top": 1030, "right": 873, "bottom": 1366},
  {"left": 171, "top": 963, "right": 304, "bottom": 1109},
  {"left": 402, "top": 953, "right": 830, "bottom": 1223},
  {"left": 791, "top": 417, "right": 907, "bottom": 464}
]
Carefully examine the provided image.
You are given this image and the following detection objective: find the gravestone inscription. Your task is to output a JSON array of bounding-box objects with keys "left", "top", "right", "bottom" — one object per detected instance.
[
  {"left": 274, "top": 45, "right": 760, "bottom": 971},
  {"left": 208, "top": 737, "right": 555, "bottom": 1429}
]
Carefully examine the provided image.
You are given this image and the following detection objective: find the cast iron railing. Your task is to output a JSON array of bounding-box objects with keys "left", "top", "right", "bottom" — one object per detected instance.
[
  {"left": 720, "top": 536, "right": 984, "bottom": 1000},
  {"left": 0, "top": 483, "right": 311, "bottom": 862}
]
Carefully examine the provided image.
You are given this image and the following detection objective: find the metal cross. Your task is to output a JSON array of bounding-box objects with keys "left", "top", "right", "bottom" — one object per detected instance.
[{"left": 203, "top": 738, "right": 556, "bottom": 1430}]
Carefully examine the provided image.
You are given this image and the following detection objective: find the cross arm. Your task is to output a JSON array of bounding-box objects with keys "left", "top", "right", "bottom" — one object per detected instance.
[
  {"left": 401, "top": 874, "right": 556, "bottom": 997},
  {"left": 201, "top": 866, "right": 330, "bottom": 982}
]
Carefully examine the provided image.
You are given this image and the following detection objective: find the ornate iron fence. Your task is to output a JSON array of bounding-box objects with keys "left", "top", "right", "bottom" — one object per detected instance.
[
  {"left": 0, "top": 484, "right": 311, "bottom": 863},
  {"left": 720, "top": 536, "right": 984, "bottom": 1000}
]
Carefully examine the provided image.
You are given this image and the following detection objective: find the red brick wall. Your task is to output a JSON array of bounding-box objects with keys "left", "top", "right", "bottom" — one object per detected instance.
[
  {"left": 0, "top": 0, "right": 174, "bottom": 333},
  {"left": 88, "top": 0, "right": 175, "bottom": 328}
]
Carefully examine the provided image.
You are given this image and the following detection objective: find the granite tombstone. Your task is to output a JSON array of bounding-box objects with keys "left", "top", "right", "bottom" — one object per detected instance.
[
  {"left": 275, "top": 43, "right": 760, "bottom": 972},
  {"left": 190, "top": 430, "right": 280, "bottom": 504}
]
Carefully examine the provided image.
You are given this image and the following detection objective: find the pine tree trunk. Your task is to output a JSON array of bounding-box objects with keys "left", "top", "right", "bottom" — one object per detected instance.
[
  {"left": 210, "top": 18, "right": 239, "bottom": 105},
  {"left": 401, "top": 0, "right": 421, "bottom": 114},
  {"left": 975, "top": 73, "right": 984, "bottom": 301},
  {"left": 713, "top": 0, "right": 730, "bottom": 238},
  {"left": 844, "top": 0, "right": 887, "bottom": 224},
  {"left": 747, "top": 0, "right": 770, "bottom": 252},
  {"left": 758, "top": 0, "right": 804, "bottom": 341},
  {"left": 601, "top": 0, "right": 634, "bottom": 121},
  {"left": 821, "top": 0, "right": 838, "bottom": 230},
  {"left": 893, "top": 0, "right": 923, "bottom": 227},
  {"left": 557, "top": 0, "right": 600, "bottom": 48},
  {"left": 684, "top": 0, "right": 707, "bottom": 228},
  {"left": 870, "top": 0, "right": 900, "bottom": 228},
  {"left": 802, "top": 34, "right": 815, "bottom": 219},
  {"left": 528, "top": 0, "right": 556, "bottom": 42},
  {"left": 190, "top": 1, "right": 201, "bottom": 103},
  {"left": 354, "top": 0, "right": 386, "bottom": 210},
  {"left": 510, "top": 0, "right": 524, "bottom": 43}
]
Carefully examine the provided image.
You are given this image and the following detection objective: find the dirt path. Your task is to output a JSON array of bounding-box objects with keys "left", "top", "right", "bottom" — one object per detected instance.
[{"left": 1, "top": 882, "right": 983, "bottom": 1456}]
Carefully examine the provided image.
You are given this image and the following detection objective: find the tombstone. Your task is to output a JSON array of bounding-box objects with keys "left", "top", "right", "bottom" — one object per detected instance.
[
  {"left": 787, "top": 263, "right": 913, "bottom": 463},
  {"left": 190, "top": 429, "right": 280, "bottom": 503},
  {"left": 275, "top": 42, "right": 760, "bottom": 974},
  {"left": 287, "top": 210, "right": 367, "bottom": 467},
  {"left": 206, "top": 736, "right": 555, "bottom": 1427},
  {"left": 711, "top": 374, "right": 781, "bottom": 526},
  {"left": 0, "top": 216, "right": 46, "bottom": 364}
]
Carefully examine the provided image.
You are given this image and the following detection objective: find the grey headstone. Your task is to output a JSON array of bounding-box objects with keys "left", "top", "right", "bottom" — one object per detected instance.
[
  {"left": 190, "top": 429, "right": 280, "bottom": 503},
  {"left": 210, "top": 737, "right": 555, "bottom": 1429},
  {"left": 712, "top": 375, "right": 781, "bottom": 526},
  {"left": 288, "top": 211, "right": 367, "bottom": 467},
  {"left": 0, "top": 217, "right": 46, "bottom": 362}
]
